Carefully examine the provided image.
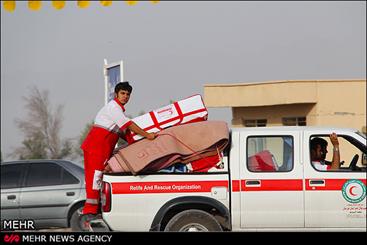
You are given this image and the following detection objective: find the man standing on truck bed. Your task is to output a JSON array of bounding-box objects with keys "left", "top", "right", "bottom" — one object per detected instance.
[{"left": 80, "top": 81, "right": 156, "bottom": 228}]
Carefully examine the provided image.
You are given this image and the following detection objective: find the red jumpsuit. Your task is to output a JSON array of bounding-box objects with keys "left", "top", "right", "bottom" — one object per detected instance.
[{"left": 81, "top": 98, "right": 132, "bottom": 214}]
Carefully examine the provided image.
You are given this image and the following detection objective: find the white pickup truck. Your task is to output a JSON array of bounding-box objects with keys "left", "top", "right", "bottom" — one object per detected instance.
[{"left": 98, "top": 126, "right": 366, "bottom": 232}]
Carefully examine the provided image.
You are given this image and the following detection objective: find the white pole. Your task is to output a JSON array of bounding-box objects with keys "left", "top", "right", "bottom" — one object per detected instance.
[
  {"left": 104, "top": 59, "right": 124, "bottom": 106},
  {"left": 104, "top": 59, "right": 108, "bottom": 105},
  {"left": 120, "top": 60, "right": 124, "bottom": 83}
]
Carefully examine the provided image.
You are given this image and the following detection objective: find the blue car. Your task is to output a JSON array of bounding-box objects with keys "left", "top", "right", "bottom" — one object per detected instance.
[{"left": 1, "top": 160, "right": 86, "bottom": 231}]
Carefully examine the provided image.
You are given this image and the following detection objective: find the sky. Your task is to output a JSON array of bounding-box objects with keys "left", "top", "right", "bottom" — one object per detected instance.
[{"left": 1, "top": 1, "right": 366, "bottom": 161}]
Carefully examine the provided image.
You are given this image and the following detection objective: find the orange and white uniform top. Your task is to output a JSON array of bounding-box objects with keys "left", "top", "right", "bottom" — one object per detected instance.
[
  {"left": 81, "top": 98, "right": 132, "bottom": 158},
  {"left": 312, "top": 160, "right": 331, "bottom": 171}
]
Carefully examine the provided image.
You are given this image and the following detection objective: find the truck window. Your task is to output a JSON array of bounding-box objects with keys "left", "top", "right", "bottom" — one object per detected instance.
[
  {"left": 247, "top": 136, "right": 293, "bottom": 172},
  {"left": 310, "top": 135, "right": 366, "bottom": 172}
]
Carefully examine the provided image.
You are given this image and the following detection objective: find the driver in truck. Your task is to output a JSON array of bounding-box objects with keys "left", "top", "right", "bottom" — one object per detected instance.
[{"left": 310, "top": 133, "right": 340, "bottom": 171}]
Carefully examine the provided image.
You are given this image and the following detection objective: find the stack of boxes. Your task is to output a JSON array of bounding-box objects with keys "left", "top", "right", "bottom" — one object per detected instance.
[
  {"left": 124, "top": 94, "right": 222, "bottom": 172},
  {"left": 125, "top": 94, "right": 208, "bottom": 143}
]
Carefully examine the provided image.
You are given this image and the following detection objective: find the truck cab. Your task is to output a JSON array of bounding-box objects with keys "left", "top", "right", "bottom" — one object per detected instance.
[{"left": 99, "top": 126, "right": 366, "bottom": 232}]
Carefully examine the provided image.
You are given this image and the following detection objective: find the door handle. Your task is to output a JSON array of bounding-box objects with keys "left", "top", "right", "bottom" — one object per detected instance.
[
  {"left": 7, "top": 195, "right": 16, "bottom": 200},
  {"left": 309, "top": 179, "right": 325, "bottom": 186},
  {"left": 66, "top": 192, "right": 75, "bottom": 196},
  {"left": 245, "top": 180, "right": 261, "bottom": 186}
]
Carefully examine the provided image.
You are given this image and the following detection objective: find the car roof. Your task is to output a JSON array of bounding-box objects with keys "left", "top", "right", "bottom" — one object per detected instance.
[
  {"left": 1, "top": 159, "right": 84, "bottom": 179},
  {"left": 2, "top": 159, "right": 81, "bottom": 164}
]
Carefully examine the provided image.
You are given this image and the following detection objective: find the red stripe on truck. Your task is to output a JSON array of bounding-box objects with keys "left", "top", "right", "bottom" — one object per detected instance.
[
  {"left": 112, "top": 180, "right": 229, "bottom": 194},
  {"left": 111, "top": 178, "right": 366, "bottom": 194},
  {"left": 231, "top": 180, "right": 240, "bottom": 192}
]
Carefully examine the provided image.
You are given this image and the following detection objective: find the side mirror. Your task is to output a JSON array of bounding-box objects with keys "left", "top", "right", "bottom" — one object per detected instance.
[{"left": 362, "top": 153, "right": 367, "bottom": 166}]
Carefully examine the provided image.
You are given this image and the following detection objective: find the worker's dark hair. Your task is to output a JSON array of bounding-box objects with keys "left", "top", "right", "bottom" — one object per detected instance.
[
  {"left": 115, "top": 81, "right": 133, "bottom": 94},
  {"left": 310, "top": 137, "right": 328, "bottom": 151}
]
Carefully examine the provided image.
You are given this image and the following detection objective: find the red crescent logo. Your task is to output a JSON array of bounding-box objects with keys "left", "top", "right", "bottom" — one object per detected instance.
[{"left": 349, "top": 186, "right": 357, "bottom": 196}]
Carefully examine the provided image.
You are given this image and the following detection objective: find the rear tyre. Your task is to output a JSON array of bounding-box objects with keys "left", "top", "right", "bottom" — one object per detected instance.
[
  {"left": 164, "top": 209, "right": 222, "bottom": 232},
  {"left": 70, "top": 207, "right": 84, "bottom": 231}
]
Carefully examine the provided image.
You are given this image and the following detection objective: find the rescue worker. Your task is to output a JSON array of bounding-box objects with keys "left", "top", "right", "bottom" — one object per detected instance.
[
  {"left": 310, "top": 133, "right": 340, "bottom": 171},
  {"left": 80, "top": 81, "right": 156, "bottom": 229}
]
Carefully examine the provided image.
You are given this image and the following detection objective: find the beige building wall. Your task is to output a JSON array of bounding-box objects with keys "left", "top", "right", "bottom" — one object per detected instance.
[
  {"left": 312, "top": 80, "right": 366, "bottom": 131},
  {"left": 204, "top": 79, "right": 366, "bottom": 133},
  {"left": 231, "top": 103, "right": 316, "bottom": 127}
]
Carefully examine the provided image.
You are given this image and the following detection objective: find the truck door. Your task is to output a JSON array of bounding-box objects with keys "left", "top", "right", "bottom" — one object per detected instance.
[
  {"left": 240, "top": 131, "right": 304, "bottom": 228},
  {"left": 304, "top": 131, "right": 366, "bottom": 229}
]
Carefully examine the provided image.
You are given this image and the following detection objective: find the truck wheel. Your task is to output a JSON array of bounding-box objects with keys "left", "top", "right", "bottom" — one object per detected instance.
[
  {"left": 164, "top": 209, "right": 222, "bottom": 232},
  {"left": 70, "top": 207, "right": 83, "bottom": 231}
]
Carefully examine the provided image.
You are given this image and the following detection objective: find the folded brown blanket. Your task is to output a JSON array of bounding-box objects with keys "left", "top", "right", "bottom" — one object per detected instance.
[{"left": 105, "top": 121, "right": 229, "bottom": 175}]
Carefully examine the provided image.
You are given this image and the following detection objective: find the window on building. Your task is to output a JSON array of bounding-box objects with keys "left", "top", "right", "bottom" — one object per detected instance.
[
  {"left": 282, "top": 117, "right": 306, "bottom": 126},
  {"left": 243, "top": 119, "right": 267, "bottom": 127}
]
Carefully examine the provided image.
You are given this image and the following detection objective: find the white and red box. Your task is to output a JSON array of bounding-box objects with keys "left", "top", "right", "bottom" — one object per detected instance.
[{"left": 125, "top": 94, "right": 208, "bottom": 143}]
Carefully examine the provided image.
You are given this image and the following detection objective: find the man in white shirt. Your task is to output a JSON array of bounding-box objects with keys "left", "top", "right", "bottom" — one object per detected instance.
[
  {"left": 310, "top": 133, "right": 340, "bottom": 171},
  {"left": 80, "top": 81, "right": 156, "bottom": 229}
]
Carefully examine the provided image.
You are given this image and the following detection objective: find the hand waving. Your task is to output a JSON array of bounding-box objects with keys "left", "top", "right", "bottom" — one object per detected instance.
[{"left": 329, "top": 132, "right": 339, "bottom": 146}]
